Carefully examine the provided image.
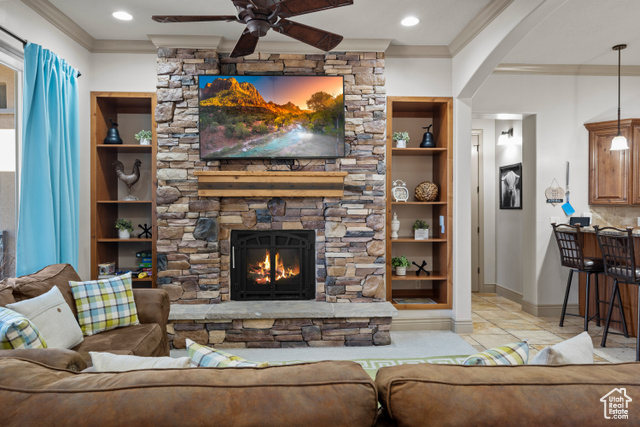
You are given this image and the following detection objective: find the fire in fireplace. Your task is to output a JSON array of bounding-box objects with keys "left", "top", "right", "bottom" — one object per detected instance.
[{"left": 231, "top": 230, "right": 315, "bottom": 301}]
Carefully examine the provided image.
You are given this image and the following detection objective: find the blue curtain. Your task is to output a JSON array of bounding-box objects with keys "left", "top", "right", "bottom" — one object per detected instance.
[{"left": 16, "top": 43, "right": 80, "bottom": 276}]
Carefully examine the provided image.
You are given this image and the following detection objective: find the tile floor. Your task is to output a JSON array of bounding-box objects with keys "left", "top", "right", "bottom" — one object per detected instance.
[{"left": 460, "top": 293, "right": 638, "bottom": 363}]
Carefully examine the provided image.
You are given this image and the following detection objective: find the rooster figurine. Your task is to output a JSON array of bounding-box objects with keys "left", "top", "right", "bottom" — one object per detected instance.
[{"left": 113, "top": 159, "right": 142, "bottom": 201}]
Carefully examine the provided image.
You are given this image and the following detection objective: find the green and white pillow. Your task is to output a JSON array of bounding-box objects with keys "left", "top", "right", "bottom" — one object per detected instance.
[
  {"left": 69, "top": 272, "right": 139, "bottom": 336},
  {"left": 0, "top": 306, "right": 47, "bottom": 349},
  {"left": 7, "top": 285, "right": 83, "bottom": 349},
  {"left": 186, "top": 339, "right": 268, "bottom": 368},
  {"left": 462, "top": 341, "right": 529, "bottom": 365}
]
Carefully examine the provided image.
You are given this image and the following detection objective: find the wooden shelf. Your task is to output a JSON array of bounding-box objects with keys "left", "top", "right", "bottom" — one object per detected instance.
[
  {"left": 97, "top": 200, "right": 152, "bottom": 204},
  {"left": 97, "top": 238, "right": 153, "bottom": 243},
  {"left": 195, "top": 171, "right": 348, "bottom": 197},
  {"left": 391, "top": 201, "right": 446, "bottom": 205},
  {"left": 386, "top": 96, "right": 453, "bottom": 310},
  {"left": 97, "top": 144, "right": 152, "bottom": 153},
  {"left": 391, "top": 273, "right": 447, "bottom": 281},
  {"left": 391, "top": 148, "right": 447, "bottom": 156},
  {"left": 91, "top": 92, "right": 158, "bottom": 288},
  {"left": 391, "top": 237, "right": 447, "bottom": 243}
]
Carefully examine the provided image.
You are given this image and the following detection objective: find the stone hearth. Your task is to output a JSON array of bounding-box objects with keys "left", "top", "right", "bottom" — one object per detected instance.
[{"left": 168, "top": 301, "right": 397, "bottom": 348}]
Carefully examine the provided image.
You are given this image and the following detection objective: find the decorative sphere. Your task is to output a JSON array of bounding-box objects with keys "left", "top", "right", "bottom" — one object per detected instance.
[{"left": 415, "top": 181, "right": 438, "bottom": 202}]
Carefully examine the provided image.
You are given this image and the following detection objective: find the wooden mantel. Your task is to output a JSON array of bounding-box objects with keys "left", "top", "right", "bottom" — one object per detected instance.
[{"left": 195, "top": 171, "right": 349, "bottom": 197}]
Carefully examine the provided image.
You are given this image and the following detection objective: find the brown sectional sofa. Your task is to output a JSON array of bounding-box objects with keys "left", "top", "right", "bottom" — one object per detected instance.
[
  {"left": 1, "top": 348, "right": 639, "bottom": 426},
  {"left": 0, "top": 264, "right": 170, "bottom": 365}
]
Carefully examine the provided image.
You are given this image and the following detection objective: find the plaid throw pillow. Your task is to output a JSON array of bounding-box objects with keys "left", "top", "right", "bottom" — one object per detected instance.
[
  {"left": 186, "top": 339, "right": 268, "bottom": 368},
  {"left": 462, "top": 341, "right": 529, "bottom": 365},
  {"left": 0, "top": 307, "right": 47, "bottom": 349},
  {"left": 69, "top": 273, "right": 139, "bottom": 336}
]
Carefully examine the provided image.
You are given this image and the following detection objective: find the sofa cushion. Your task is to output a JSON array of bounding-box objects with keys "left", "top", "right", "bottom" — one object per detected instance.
[
  {"left": 530, "top": 331, "right": 594, "bottom": 365},
  {"left": 376, "top": 362, "right": 640, "bottom": 425},
  {"left": 462, "top": 341, "right": 529, "bottom": 365},
  {"left": 0, "top": 358, "right": 377, "bottom": 426},
  {"left": 89, "top": 352, "right": 191, "bottom": 372},
  {"left": 8, "top": 264, "right": 81, "bottom": 317},
  {"left": 7, "top": 286, "right": 83, "bottom": 349},
  {"left": 0, "top": 307, "right": 47, "bottom": 349},
  {"left": 186, "top": 339, "right": 268, "bottom": 368},
  {"left": 0, "top": 281, "right": 16, "bottom": 306},
  {"left": 72, "top": 323, "right": 164, "bottom": 365},
  {"left": 69, "top": 273, "right": 139, "bottom": 336}
]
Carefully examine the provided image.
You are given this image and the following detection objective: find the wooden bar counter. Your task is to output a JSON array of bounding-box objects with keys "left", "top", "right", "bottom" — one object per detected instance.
[{"left": 578, "top": 228, "right": 640, "bottom": 337}]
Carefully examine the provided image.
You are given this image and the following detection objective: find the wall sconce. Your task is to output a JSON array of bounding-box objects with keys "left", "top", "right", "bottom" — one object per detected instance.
[{"left": 497, "top": 128, "right": 514, "bottom": 146}]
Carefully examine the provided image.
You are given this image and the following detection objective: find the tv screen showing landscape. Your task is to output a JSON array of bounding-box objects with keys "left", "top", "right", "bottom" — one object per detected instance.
[{"left": 199, "top": 75, "right": 345, "bottom": 159}]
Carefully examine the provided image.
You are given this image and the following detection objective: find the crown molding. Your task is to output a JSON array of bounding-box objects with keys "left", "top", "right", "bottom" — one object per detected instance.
[
  {"left": 148, "top": 35, "right": 223, "bottom": 50},
  {"left": 216, "top": 38, "right": 392, "bottom": 54},
  {"left": 494, "top": 63, "right": 640, "bottom": 76},
  {"left": 448, "top": 0, "right": 514, "bottom": 57},
  {"left": 21, "top": 0, "right": 95, "bottom": 51},
  {"left": 386, "top": 45, "right": 450, "bottom": 58},
  {"left": 92, "top": 40, "right": 157, "bottom": 54}
]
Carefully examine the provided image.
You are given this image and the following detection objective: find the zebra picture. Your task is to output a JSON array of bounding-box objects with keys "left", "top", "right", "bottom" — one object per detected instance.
[{"left": 499, "top": 163, "right": 522, "bottom": 209}]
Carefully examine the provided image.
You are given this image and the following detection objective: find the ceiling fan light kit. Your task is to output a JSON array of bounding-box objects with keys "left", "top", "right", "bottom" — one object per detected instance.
[{"left": 152, "top": 0, "right": 353, "bottom": 58}]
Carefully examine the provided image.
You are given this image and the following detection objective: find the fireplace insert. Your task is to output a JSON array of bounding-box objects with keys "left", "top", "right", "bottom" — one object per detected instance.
[{"left": 230, "top": 230, "right": 315, "bottom": 301}]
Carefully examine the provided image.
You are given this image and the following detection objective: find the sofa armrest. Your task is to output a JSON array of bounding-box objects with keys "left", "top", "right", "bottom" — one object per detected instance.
[
  {"left": 0, "top": 348, "right": 87, "bottom": 371},
  {"left": 133, "top": 288, "right": 170, "bottom": 355}
]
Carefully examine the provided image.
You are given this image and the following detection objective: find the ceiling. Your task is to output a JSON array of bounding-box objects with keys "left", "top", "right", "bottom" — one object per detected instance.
[{"left": 26, "top": 0, "right": 640, "bottom": 66}]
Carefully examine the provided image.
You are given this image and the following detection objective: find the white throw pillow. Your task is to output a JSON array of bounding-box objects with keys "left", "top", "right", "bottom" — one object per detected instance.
[
  {"left": 7, "top": 285, "right": 83, "bottom": 349},
  {"left": 529, "top": 331, "right": 594, "bottom": 365},
  {"left": 90, "top": 352, "right": 192, "bottom": 372}
]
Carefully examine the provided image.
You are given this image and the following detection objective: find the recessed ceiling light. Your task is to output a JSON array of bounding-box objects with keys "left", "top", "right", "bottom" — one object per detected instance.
[
  {"left": 401, "top": 16, "right": 420, "bottom": 27},
  {"left": 113, "top": 11, "right": 133, "bottom": 21}
]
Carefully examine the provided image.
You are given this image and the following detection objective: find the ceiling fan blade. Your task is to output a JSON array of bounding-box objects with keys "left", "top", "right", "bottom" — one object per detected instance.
[
  {"left": 274, "top": 0, "right": 353, "bottom": 18},
  {"left": 152, "top": 15, "right": 237, "bottom": 23},
  {"left": 275, "top": 19, "right": 343, "bottom": 52},
  {"left": 230, "top": 28, "right": 260, "bottom": 57}
]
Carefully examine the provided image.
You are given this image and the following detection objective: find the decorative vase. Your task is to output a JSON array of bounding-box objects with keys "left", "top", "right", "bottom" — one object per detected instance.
[
  {"left": 118, "top": 229, "right": 131, "bottom": 239},
  {"left": 140, "top": 138, "right": 151, "bottom": 146},
  {"left": 391, "top": 212, "right": 400, "bottom": 239},
  {"left": 396, "top": 266, "right": 407, "bottom": 276},
  {"left": 395, "top": 140, "right": 407, "bottom": 148},
  {"left": 414, "top": 229, "right": 429, "bottom": 240}
]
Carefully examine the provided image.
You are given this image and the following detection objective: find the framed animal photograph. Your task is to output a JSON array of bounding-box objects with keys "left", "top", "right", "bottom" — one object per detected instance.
[{"left": 499, "top": 163, "right": 522, "bottom": 209}]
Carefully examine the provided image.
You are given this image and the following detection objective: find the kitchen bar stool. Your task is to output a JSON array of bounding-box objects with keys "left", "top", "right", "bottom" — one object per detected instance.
[
  {"left": 552, "top": 223, "right": 603, "bottom": 331},
  {"left": 594, "top": 226, "right": 636, "bottom": 360}
]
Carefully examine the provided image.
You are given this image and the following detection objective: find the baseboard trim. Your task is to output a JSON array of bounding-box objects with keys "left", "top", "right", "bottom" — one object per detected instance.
[
  {"left": 451, "top": 319, "right": 474, "bottom": 334},
  {"left": 391, "top": 311, "right": 452, "bottom": 331},
  {"left": 495, "top": 285, "right": 523, "bottom": 304},
  {"left": 521, "top": 300, "right": 577, "bottom": 318},
  {"left": 481, "top": 283, "right": 496, "bottom": 293}
]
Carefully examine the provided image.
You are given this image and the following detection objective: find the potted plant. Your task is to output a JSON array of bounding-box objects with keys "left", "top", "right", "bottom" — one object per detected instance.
[
  {"left": 115, "top": 218, "right": 133, "bottom": 239},
  {"left": 391, "top": 255, "right": 411, "bottom": 276},
  {"left": 413, "top": 219, "right": 429, "bottom": 240},
  {"left": 134, "top": 130, "right": 152, "bottom": 145},
  {"left": 392, "top": 131, "right": 410, "bottom": 148}
]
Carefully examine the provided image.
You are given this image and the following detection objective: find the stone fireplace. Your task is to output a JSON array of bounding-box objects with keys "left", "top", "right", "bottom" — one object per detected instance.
[
  {"left": 155, "top": 49, "right": 387, "bottom": 305},
  {"left": 230, "top": 230, "right": 315, "bottom": 301}
]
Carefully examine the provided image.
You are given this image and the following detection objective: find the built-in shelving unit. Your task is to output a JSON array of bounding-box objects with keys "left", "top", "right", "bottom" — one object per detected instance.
[
  {"left": 90, "top": 92, "right": 157, "bottom": 288},
  {"left": 386, "top": 97, "right": 453, "bottom": 310}
]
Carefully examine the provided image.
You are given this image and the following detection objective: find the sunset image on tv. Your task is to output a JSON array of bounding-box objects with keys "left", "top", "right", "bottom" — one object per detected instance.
[{"left": 199, "top": 75, "right": 345, "bottom": 159}]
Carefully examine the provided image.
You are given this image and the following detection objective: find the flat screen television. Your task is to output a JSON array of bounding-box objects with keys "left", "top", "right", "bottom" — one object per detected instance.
[{"left": 199, "top": 75, "right": 345, "bottom": 159}]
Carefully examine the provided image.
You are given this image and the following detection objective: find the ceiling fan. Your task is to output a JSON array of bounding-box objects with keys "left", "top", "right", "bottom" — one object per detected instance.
[{"left": 152, "top": 0, "right": 354, "bottom": 58}]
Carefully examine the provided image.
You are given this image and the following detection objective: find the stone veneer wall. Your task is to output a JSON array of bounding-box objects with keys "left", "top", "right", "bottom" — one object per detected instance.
[{"left": 154, "top": 49, "right": 387, "bottom": 304}]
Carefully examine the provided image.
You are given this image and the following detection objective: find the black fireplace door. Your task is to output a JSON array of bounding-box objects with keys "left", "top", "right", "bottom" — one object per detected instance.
[{"left": 231, "top": 230, "right": 315, "bottom": 301}]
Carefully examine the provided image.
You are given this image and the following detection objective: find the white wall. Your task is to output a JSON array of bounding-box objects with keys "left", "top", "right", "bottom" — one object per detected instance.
[
  {"left": 90, "top": 54, "right": 157, "bottom": 93},
  {"left": 0, "top": 1, "right": 92, "bottom": 279},
  {"left": 386, "top": 58, "right": 452, "bottom": 97},
  {"left": 473, "top": 72, "right": 640, "bottom": 307}
]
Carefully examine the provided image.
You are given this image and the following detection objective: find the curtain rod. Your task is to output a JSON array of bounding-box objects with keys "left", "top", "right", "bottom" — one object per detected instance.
[{"left": 0, "top": 24, "right": 82, "bottom": 78}]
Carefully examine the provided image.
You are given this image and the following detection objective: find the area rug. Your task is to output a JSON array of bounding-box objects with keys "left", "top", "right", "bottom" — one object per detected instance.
[{"left": 269, "top": 355, "right": 468, "bottom": 378}]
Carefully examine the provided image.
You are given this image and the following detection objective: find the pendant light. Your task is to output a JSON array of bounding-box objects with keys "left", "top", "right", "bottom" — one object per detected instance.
[{"left": 610, "top": 44, "right": 629, "bottom": 151}]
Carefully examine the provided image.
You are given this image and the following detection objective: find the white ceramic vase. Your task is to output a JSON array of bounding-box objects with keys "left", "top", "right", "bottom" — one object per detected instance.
[
  {"left": 396, "top": 140, "right": 407, "bottom": 148},
  {"left": 414, "top": 229, "right": 429, "bottom": 240},
  {"left": 391, "top": 212, "right": 400, "bottom": 239},
  {"left": 395, "top": 266, "right": 407, "bottom": 276},
  {"left": 140, "top": 138, "right": 151, "bottom": 145},
  {"left": 118, "top": 229, "right": 131, "bottom": 239}
]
